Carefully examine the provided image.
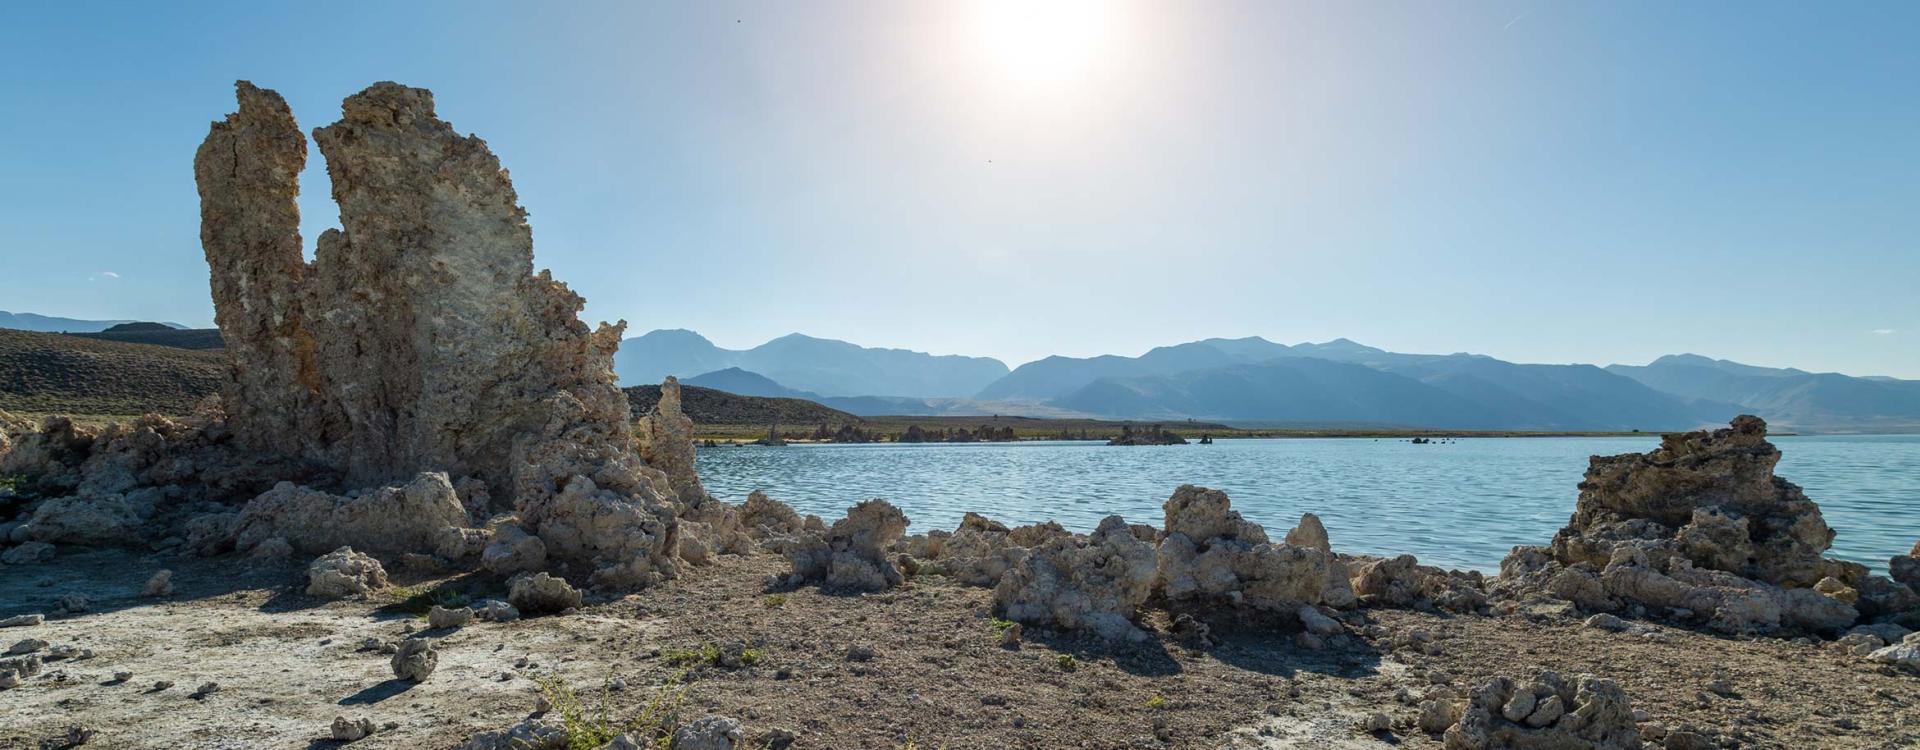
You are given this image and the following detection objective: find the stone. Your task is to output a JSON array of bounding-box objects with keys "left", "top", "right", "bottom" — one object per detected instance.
[
  {"left": 233, "top": 473, "right": 469, "bottom": 556},
  {"left": 2, "top": 541, "right": 54, "bottom": 565},
  {"left": 1349, "top": 554, "right": 1487, "bottom": 613},
  {"left": 1156, "top": 485, "right": 1356, "bottom": 611},
  {"left": 0, "top": 614, "right": 44, "bottom": 628},
  {"left": 669, "top": 716, "right": 745, "bottom": 750},
  {"left": 305, "top": 547, "right": 389, "bottom": 598},
  {"left": 7, "top": 638, "right": 48, "bottom": 655},
  {"left": 634, "top": 377, "right": 704, "bottom": 503},
  {"left": 391, "top": 637, "right": 438, "bottom": 682},
  {"left": 481, "top": 523, "right": 548, "bottom": 575},
  {"left": 1585, "top": 613, "right": 1631, "bottom": 632},
  {"left": 1495, "top": 417, "right": 1874, "bottom": 636},
  {"left": 55, "top": 594, "right": 89, "bottom": 614},
  {"left": 249, "top": 536, "right": 294, "bottom": 561},
  {"left": 331, "top": 715, "right": 377, "bottom": 742},
  {"left": 786, "top": 499, "right": 911, "bottom": 591},
  {"left": 428, "top": 606, "right": 474, "bottom": 630},
  {"left": 1867, "top": 641, "right": 1920, "bottom": 670},
  {"left": 739, "top": 491, "right": 805, "bottom": 540},
  {"left": 921, "top": 513, "right": 1067, "bottom": 587},
  {"left": 1442, "top": 671, "right": 1642, "bottom": 750},
  {"left": 1297, "top": 605, "right": 1343, "bottom": 636},
  {"left": 189, "top": 681, "right": 220, "bottom": 699},
  {"left": 143, "top": 569, "right": 174, "bottom": 598},
  {"left": 1283, "top": 512, "right": 1331, "bottom": 553},
  {"left": 188, "top": 81, "right": 691, "bottom": 589},
  {"left": 508, "top": 572, "right": 582, "bottom": 615},
  {"left": 472, "top": 599, "right": 521, "bottom": 622},
  {"left": 994, "top": 515, "right": 1159, "bottom": 641}
]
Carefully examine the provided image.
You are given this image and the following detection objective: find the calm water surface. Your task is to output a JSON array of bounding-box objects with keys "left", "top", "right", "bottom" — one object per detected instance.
[{"left": 695, "top": 436, "right": 1920, "bottom": 573}]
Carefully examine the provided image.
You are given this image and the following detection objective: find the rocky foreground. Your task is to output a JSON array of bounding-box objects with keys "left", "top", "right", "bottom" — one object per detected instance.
[{"left": 2, "top": 81, "right": 1918, "bottom": 749}]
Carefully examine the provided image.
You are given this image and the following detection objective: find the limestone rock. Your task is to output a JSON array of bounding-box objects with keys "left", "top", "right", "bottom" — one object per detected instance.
[
  {"left": 233, "top": 472, "right": 468, "bottom": 556},
  {"left": 1350, "top": 554, "right": 1487, "bottom": 613},
  {"left": 739, "top": 491, "right": 805, "bottom": 539},
  {"left": 305, "top": 547, "right": 389, "bottom": 598},
  {"left": 994, "top": 515, "right": 1158, "bottom": 641},
  {"left": 634, "top": 377, "right": 704, "bottom": 503},
  {"left": 391, "top": 637, "right": 438, "bottom": 682},
  {"left": 428, "top": 605, "right": 474, "bottom": 630},
  {"left": 1155, "top": 485, "right": 1355, "bottom": 612},
  {"left": 1284, "top": 512, "right": 1331, "bottom": 553},
  {"left": 508, "top": 572, "right": 583, "bottom": 615},
  {"left": 670, "top": 716, "right": 745, "bottom": 750},
  {"left": 1442, "top": 671, "right": 1642, "bottom": 749},
  {"left": 1495, "top": 417, "right": 1873, "bottom": 635},
  {"left": 922, "top": 513, "right": 1069, "bottom": 587},
  {"left": 481, "top": 523, "right": 548, "bottom": 575},
  {"left": 786, "top": 500, "right": 910, "bottom": 591},
  {"left": 143, "top": 570, "right": 174, "bottom": 598},
  {"left": 331, "top": 716, "right": 376, "bottom": 742},
  {"left": 454, "top": 719, "right": 567, "bottom": 750}
]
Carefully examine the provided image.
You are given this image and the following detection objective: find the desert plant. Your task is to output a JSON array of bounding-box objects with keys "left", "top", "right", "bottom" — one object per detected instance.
[
  {"left": 533, "top": 669, "right": 689, "bottom": 750},
  {"left": 1056, "top": 654, "right": 1078, "bottom": 671}
]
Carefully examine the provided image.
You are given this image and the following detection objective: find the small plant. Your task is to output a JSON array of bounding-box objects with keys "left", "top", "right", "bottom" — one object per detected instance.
[
  {"left": 533, "top": 669, "right": 689, "bottom": 750},
  {"left": 1145, "top": 694, "right": 1166, "bottom": 709},
  {"left": 1056, "top": 654, "right": 1077, "bottom": 671},
  {"left": 739, "top": 647, "right": 762, "bottom": 666},
  {"left": 0, "top": 474, "right": 21, "bottom": 493},
  {"left": 385, "top": 582, "right": 471, "bottom": 616},
  {"left": 662, "top": 642, "right": 722, "bottom": 667},
  {"left": 989, "top": 617, "right": 1017, "bottom": 632},
  {"left": 762, "top": 594, "right": 787, "bottom": 608}
]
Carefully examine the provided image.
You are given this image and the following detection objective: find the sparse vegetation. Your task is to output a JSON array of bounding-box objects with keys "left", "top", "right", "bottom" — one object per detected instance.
[
  {"left": 1055, "top": 654, "right": 1077, "bottom": 671},
  {"left": 382, "top": 582, "right": 473, "bottom": 616},
  {"left": 0, "top": 328, "right": 223, "bottom": 418},
  {"left": 762, "top": 594, "right": 786, "bottom": 608},
  {"left": 989, "top": 617, "right": 1017, "bottom": 632},
  {"left": 533, "top": 670, "right": 689, "bottom": 750},
  {"left": 1145, "top": 694, "right": 1166, "bottom": 709},
  {"left": 662, "top": 641, "right": 760, "bottom": 669}
]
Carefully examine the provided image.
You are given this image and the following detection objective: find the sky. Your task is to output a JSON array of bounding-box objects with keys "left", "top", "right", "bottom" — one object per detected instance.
[{"left": 1, "top": 1, "right": 1916, "bottom": 377}]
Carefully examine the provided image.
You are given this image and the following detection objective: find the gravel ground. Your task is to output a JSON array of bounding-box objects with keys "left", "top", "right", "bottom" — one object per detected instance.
[{"left": 2, "top": 549, "right": 1915, "bottom": 749}]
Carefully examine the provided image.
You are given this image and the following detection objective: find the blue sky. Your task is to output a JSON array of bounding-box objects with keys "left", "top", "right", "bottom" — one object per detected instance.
[{"left": 2, "top": 1, "right": 1915, "bottom": 376}]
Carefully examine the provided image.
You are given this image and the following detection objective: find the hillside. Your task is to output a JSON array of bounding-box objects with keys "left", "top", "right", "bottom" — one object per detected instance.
[
  {"left": 70, "top": 323, "right": 226, "bottom": 350},
  {"left": 616, "top": 329, "right": 1009, "bottom": 398},
  {"left": 0, "top": 328, "right": 224, "bottom": 417},
  {"left": 1608, "top": 354, "right": 1920, "bottom": 432},
  {"left": 623, "top": 382, "right": 858, "bottom": 427}
]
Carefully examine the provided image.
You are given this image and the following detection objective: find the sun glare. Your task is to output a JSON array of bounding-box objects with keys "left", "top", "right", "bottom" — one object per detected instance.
[{"left": 972, "top": 0, "right": 1120, "bottom": 91}]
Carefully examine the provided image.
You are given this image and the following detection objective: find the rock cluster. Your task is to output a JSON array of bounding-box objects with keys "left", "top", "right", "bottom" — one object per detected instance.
[
  {"left": 1441, "top": 671, "right": 1643, "bottom": 749},
  {"left": 785, "top": 499, "right": 910, "bottom": 591},
  {"left": 1156, "top": 485, "right": 1356, "bottom": 611},
  {"left": 1496, "top": 416, "right": 1915, "bottom": 635},
  {"left": 993, "top": 515, "right": 1160, "bottom": 640}
]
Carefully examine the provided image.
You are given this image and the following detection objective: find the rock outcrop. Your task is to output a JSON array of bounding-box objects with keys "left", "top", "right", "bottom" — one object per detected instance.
[
  {"left": 1495, "top": 417, "right": 1890, "bottom": 635},
  {"left": 1349, "top": 554, "right": 1488, "bottom": 613},
  {"left": 787, "top": 500, "right": 910, "bottom": 591},
  {"left": 994, "top": 515, "right": 1160, "bottom": 641},
  {"left": 508, "top": 572, "right": 584, "bottom": 615},
  {"left": 917, "top": 513, "right": 1072, "bottom": 587},
  {"left": 1442, "top": 671, "right": 1643, "bottom": 749},
  {"left": 232, "top": 472, "right": 467, "bottom": 556},
  {"left": 1155, "top": 486, "right": 1356, "bottom": 612},
  {"left": 305, "top": 547, "right": 388, "bottom": 598}
]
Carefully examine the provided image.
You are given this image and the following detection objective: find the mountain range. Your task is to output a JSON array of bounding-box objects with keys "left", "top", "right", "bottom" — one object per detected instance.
[
  {"left": 617, "top": 329, "right": 1919, "bottom": 432},
  {"left": 615, "top": 330, "right": 1009, "bottom": 398},
  {"left": 0, "top": 311, "right": 186, "bottom": 333}
]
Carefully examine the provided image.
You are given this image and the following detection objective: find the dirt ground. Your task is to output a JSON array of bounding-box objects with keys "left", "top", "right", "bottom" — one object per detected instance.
[{"left": 2, "top": 549, "right": 1916, "bottom": 750}]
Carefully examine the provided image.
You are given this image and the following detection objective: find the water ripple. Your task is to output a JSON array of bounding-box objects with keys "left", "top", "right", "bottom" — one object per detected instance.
[{"left": 696, "top": 436, "right": 1920, "bottom": 574}]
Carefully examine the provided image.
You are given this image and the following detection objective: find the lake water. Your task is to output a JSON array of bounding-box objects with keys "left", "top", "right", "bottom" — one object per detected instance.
[{"left": 695, "top": 435, "right": 1920, "bottom": 574}]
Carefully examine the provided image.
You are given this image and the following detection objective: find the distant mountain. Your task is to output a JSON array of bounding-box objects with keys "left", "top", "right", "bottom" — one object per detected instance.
[
  {"left": 684, "top": 367, "right": 815, "bottom": 399},
  {"left": 686, "top": 367, "right": 1087, "bottom": 419},
  {"left": 616, "top": 330, "right": 1009, "bottom": 398},
  {"left": 1608, "top": 354, "right": 1920, "bottom": 432},
  {"left": 70, "top": 324, "right": 225, "bottom": 351},
  {"left": 976, "top": 336, "right": 1291, "bottom": 401},
  {"left": 0, "top": 311, "right": 187, "bottom": 333}
]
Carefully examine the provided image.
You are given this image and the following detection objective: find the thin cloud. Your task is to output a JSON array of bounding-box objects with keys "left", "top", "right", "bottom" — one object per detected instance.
[
  {"left": 1871, "top": 328, "right": 1895, "bottom": 335},
  {"left": 1503, "top": 10, "right": 1532, "bottom": 30},
  {"left": 88, "top": 271, "right": 120, "bottom": 282}
]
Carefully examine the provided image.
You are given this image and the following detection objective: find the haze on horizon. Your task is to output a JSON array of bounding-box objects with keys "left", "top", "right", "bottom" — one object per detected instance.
[{"left": 1, "top": 2, "right": 1915, "bottom": 378}]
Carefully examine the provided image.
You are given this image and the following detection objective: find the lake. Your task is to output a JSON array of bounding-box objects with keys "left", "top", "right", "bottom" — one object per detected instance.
[{"left": 695, "top": 435, "right": 1920, "bottom": 574}]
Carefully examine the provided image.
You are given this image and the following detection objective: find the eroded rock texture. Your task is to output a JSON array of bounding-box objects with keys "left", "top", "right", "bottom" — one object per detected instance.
[
  {"left": 993, "top": 515, "right": 1159, "bottom": 641},
  {"left": 786, "top": 500, "right": 910, "bottom": 591},
  {"left": 1442, "top": 671, "right": 1643, "bottom": 750},
  {"left": 1495, "top": 416, "right": 1908, "bottom": 634},
  {"left": 1155, "top": 485, "right": 1356, "bottom": 611}
]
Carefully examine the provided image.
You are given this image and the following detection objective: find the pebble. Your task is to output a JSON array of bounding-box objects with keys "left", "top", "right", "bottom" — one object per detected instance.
[
  {"left": 189, "top": 681, "right": 220, "bottom": 699},
  {"left": 7, "top": 638, "right": 48, "bottom": 655}
]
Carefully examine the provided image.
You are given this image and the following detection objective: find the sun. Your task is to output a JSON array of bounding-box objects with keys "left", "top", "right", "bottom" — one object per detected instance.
[{"left": 971, "top": 0, "right": 1121, "bottom": 91}]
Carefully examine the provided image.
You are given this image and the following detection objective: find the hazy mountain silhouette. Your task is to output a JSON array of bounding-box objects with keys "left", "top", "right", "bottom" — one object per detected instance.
[
  {"left": 1, "top": 311, "right": 187, "bottom": 333},
  {"left": 616, "top": 330, "right": 1009, "bottom": 398},
  {"left": 1607, "top": 354, "right": 1920, "bottom": 432}
]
